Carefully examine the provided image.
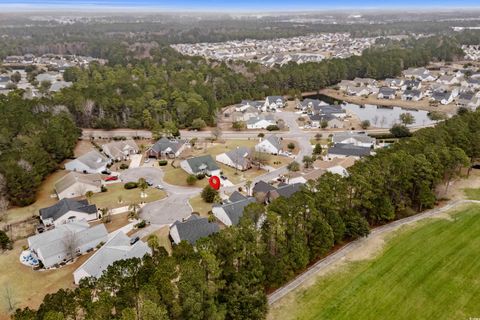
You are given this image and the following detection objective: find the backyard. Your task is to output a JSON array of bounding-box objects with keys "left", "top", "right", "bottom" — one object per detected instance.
[
  {"left": 188, "top": 195, "right": 212, "bottom": 217},
  {"left": 89, "top": 183, "right": 166, "bottom": 210},
  {"left": 268, "top": 204, "right": 480, "bottom": 320}
]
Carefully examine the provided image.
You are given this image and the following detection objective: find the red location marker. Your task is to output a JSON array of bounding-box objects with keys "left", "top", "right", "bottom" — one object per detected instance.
[{"left": 209, "top": 176, "right": 221, "bottom": 190}]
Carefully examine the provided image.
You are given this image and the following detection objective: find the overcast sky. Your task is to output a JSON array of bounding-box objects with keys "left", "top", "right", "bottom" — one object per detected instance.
[{"left": 0, "top": 0, "right": 479, "bottom": 11}]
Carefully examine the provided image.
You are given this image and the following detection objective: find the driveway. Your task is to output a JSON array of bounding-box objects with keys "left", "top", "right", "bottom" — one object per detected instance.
[
  {"left": 129, "top": 154, "right": 143, "bottom": 168},
  {"left": 120, "top": 167, "right": 163, "bottom": 185}
]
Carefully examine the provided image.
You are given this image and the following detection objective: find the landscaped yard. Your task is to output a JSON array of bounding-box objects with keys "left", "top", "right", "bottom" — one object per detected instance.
[
  {"left": 218, "top": 163, "right": 265, "bottom": 185},
  {"left": 185, "top": 139, "right": 259, "bottom": 158},
  {"left": 162, "top": 162, "right": 209, "bottom": 188},
  {"left": 268, "top": 204, "right": 480, "bottom": 320},
  {"left": 90, "top": 183, "right": 166, "bottom": 210},
  {"left": 141, "top": 226, "right": 172, "bottom": 254},
  {"left": 188, "top": 195, "right": 212, "bottom": 217},
  {"left": 2, "top": 170, "right": 68, "bottom": 227},
  {"left": 0, "top": 240, "right": 92, "bottom": 319}
]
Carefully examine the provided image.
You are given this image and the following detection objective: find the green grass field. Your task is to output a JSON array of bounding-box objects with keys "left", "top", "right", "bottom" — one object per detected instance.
[
  {"left": 269, "top": 205, "right": 480, "bottom": 320},
  {"left": 464, "top": 188, "right": 480, "bottom": 200}
]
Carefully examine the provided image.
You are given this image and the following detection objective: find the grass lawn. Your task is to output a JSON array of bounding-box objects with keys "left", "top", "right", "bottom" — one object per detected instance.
[
  {"left": 2, "top": 170, "right": 68, "bottom": 227},
  {"left": 185, "top": 139, "right": 259, "bottom": 158},
  {"left": 91, "top": 212, "right": 131, "bottom": 233},
  {"left": 188, "top": 195, "right": 212, "bottom": 217},
  {"left": 162, "top": 163, "right": 209, "bottom": 188},
  {"left": 269, "top": 204, "right": 480, "bottom": 320},
  {"left": 464, "top": 188, "right": 480, "bottom": 200},
  {"left": 141, "top": 226, "right": 172, "bottom": 254},
  {"left": 90, "top": 183, "right": 166, "bottom": 209},
  {"left": 0, "top": 240, "right": 92, "bottom": 319},
  {"left": 268, "top": 155, "right": 293, "bottom": 168},
  {"left": 218, "top": 164, "right": 265, "bottom": 185}
]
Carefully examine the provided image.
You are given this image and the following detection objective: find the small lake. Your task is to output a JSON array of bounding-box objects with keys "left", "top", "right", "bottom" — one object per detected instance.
[{"left": 304, "top": 94, "right": 436, "bottom": 128}]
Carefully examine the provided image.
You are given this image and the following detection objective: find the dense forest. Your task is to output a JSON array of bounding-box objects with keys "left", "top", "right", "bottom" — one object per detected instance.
[
  {"left": 0, "top": 93, "right": 80, "bottom": 206},
  {"left": 50, "top": 36, "right": 463, "bottom": 130},
  {"left": 13, "top": 109, "right": 480, "bottom": 320}
]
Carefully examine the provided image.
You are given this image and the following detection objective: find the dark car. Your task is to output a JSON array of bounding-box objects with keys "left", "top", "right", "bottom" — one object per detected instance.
[{"left": 130, "top": 236, "right": 140, "bottom": 245}]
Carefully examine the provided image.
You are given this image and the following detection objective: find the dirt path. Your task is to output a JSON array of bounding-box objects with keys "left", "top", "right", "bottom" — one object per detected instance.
[{"left": 267, "top": 198, "right": 480, "bottom": 306}]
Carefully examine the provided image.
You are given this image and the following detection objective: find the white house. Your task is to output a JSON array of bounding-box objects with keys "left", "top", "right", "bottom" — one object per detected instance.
[
  {"left": 327, "top": 143, "right": 371, "bottom": 159},
  {"left": 180, "top": 155, "right": 221, "bottom": 177},
  {"left": 54, "top": 172, "right": 102, "bottom": 200},
  {"left": 332, "top": 132, "right": 375, "bottom": 148},
  {"left": 27, "top": 222, "right": 108, "bottom": 269},
  {"left": 264, "top": 96, "right": 285, "bottom": 110},
  {"left": 212, "top": 197, "right": 256, "bottom": 226},
  {"left": 246, "top": 115, "right": 276, "bottom": 129},
  {"left": 377, "top": 87, "right": 396, "bottom": 100},
  {"left": 384, "top": 78, "right": 404, "bottom": 89},
  {"left": 255, "top": 135, "right": 283, "bottom": 154},
  {"left": 401, "top": 89, "right": 423, "bottom": 101},
  {"left": 346, "top": 86, "right": 370, "bottom": 97},
  {"left": 73, "top": 231, "right": 151, "bottom": 284},
  {"left": 431, "top": 91, "right": 454, "bottom": 105},
  {"left": 65, "top": 150, "right": 111, "bottom": 174},
  {"left": 102, "top": 139, "right": 138, "bottom": 161},
  {"left": 39, "top": 198, "right": 98, "bottom": 227},
  {"left": 216, "top": 147, "right": 252, "bottom": 171}
]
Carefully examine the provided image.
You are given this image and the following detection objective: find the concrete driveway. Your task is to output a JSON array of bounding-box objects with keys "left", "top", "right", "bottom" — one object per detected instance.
[{"left": 120, "top": 167, "right": 163, "bottom": 185}]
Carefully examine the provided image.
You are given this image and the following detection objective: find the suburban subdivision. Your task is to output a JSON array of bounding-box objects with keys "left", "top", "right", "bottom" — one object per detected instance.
[{"left": 1, "top": 6, "right": 480, "bottom": 320}]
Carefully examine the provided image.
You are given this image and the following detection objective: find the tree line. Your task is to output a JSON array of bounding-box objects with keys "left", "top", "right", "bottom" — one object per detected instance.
[{"left": 13, "top": 109, "right": 480, "bottom": 320}]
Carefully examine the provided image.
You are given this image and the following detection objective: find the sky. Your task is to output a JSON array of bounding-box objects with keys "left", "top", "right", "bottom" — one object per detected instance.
[{"left": 0, "top": 0, "right": 479, "bottom": 11}]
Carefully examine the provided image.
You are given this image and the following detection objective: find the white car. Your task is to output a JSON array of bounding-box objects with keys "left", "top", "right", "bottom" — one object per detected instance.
[{"left": 155, "top": 184, "right": 164, "bottom": 190}]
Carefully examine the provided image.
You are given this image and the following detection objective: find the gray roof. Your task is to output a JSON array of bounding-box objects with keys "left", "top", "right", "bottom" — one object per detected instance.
[
  {"left": 328, "top": 143, "right": 371, "bottom": 157},
  {"left": 275, "top": 183, "right": 303, "bottom": 198},
  {"left": 225, "top": 147, "right": 251, "bottom": 167},
  {"left": 73, "top": 150, "right": 110, "bottom": 170},
  {"left": 246, "top": 114, "right": 275, "bottom": 125},
  {"left": 378, "top": 87, "right": 396, "bottom": 96},
  {"left": 171, "top": 215, "right": 220, "bottom": 245},
  {"left": 432, "top": 91, "right": 451, "bottom": 101},
  {"left": 150, "top": 137, "right": 185, "bottom": 154},
  {"left": 402, "top": 89, "right": 422, "bottom": 97},
  {"left": 102, "top": 139, "right": 138, "bottom": 159},
  {"left": 55, "top": 172, "right": 102, "bottom": 194},
  {"left": 185, "top": 155, "right": 219, "bottom": 174},
  {"left": 253, "top": 180, "right": 276, "bottom": 194},
  {"left": 404, "top": 80, "right": 421, "bottom": 88},
  {"left": 76, "top": 231, "right": 151, "bottom": 280},
  {"left": 39, "top": 198, "right": 97, "bottom": 222},
  {"left": 332, "top": 132, "right": 375, "bottom": 144},
  {"left": 458, "top": 92, "right": 475, "bottom": 101},
  {"left": 229, "top": 191, "right": 247, "bottom": 202},
  {"left": 313, "top": 104, "right": 346, "bottom": 115},
  {"left": 265, "top": 135, "right": 282, "bottom": 151},
  {"left": 215, "top": 197, "right": 256, "bottom": 225}
]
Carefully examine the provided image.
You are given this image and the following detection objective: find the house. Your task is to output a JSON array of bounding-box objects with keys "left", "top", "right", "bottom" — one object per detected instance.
[
  {"left": 437, "top": 75, "right": 461, "bottom": 85},
  {"left": 39, "top": 198, "right": 98, "bottom": 227},
  {"left": 35, "top": 72, "right": 60, "bottom": 83},
  {"left": 0, "top": 76, "right": 10, "bottom": 89},
  {"left": 403, "top": 67, "right": 435, "bottom": 81},
  {"left": 216, "top": 147, "right": 252, "bottom": 171},
  {"left": 252, "top": 180, "right": 276, "bottom": 196},
  {"left": 352, "top": 77, "right": 377, "bottom": 87},
  {"left": 384, "top": 78, "right": 404, "bottom": 89},
  {"left": 338, "top": 80, "right": 355, "bottom": 91},
  {"left": 402, "top": 80, "right": 422, "bottom": 91},
  {"left": 169, "top": 215, "right": 220, "bottom": 245},
  {"left": 288, "top": 169, "right": 325, "bottom": 184},
  {"left": 212, "top": 197, "right": 256, "bottom": 226},
  {"left": 102, "top": 139, "right": 138, "bottom": 161},
  {"left": 346, "top": 86, "right": 370, "bottom": 97},
  {"left": 431, "top": 91, "right": 454, "bottom": 105},
  {"left": 255, "top": 135, "right": 283, "bottom": 154},
  {"left": 461, "top": 78, "right": 480, "bottom": 90},
  {"left": 264, "top": 96, "right": 285, "bottom": 110},
  {"left": 312, "top": 104, "right": 347, "bottom": 118},
  {"left": 27, "top": 222, "right": 108, "bottom": 269},
  {"left": 327, "top": 143, "right": 371, "bottom": 159},
  {"left": 266, "top": 183, "right": 303, "bottom": 202},
  {"left": 55, "top": 172, "right": 102, "bottom": 200},
  {"left": 180, "top": 155, "right": 221, "bottom": 177},
  {"left": 246, "top": 115, "right": 276, "bottom": 129},
  {"left": 377, "top": 87, "right": 396, "bottom": 100},
  {"left": 232, "top": 106, "right": 260, "bottom": 122},
  {"left": 146, "top": 137, "right": 186, "bottom": 159},
  {"left": 457, "top": 92, "right": 480, "bottom": 110},
  {"left": 313, "top": 157, "right": 356, "bottom": 177},
  {"left": 309, "top": 114, "right": 344, "bottom": 129},
  {"left": 73, "top": 231, "right": 151, "bottom": 284},
  {"left": 401, "top": 89, "right": 423, "bottom": 101},
  {"left": 235, "top": 100, "right": 264, "bottom": 112},
  {"left": 332, "top": 132, "right": 375, "bottom": 148},
  {"left": 65, "top": 150, "right": 111, "bottom": 174}
]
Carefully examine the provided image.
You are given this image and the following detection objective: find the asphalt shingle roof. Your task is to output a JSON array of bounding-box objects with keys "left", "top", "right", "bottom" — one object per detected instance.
[
  {"left": 171, "top": 215, "right": 220, "bottom": 245},
  {"left": 39, "top": 198, "right": 97, "bottom": 222}
]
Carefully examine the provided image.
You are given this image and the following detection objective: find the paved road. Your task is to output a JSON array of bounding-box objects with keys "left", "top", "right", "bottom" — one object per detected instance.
[{"left": 267, "top": 199, "right": 480, "bottom": 305}]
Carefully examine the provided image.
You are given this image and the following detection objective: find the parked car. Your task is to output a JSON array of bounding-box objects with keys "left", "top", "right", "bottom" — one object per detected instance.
[
  {"left": 105, "top": 176, "right": 118, "bottom": 181},
  {"left": 155, "top": 184, "right": 164, "bottom": 190},
  {"left": 101, "top": 170, "right": 111, "bottom": 175},
  {"left": 220, "top": 175, "right": 227, "bottom": 180},
  {"left": 130, "top": 236, "right": 140, "bottom": 245}
]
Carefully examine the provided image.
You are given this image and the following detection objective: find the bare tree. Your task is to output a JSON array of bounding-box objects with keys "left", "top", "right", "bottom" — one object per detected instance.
[
  {"left": 250, "top": 150, "right": 270, "bottom": 169},
  {"left": 62, "top": 230, "right": 78, "bottom": 261},
  {"left": 75, "top": 184, "right": 87, "bottom": 198},
  {"left": 211, "top": 127, "right": 222, "bottom": 141}
]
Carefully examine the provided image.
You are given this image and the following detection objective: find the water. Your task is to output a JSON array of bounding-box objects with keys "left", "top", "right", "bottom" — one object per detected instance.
[{"left": 341, "top": 103, "right": 435, "bottom": 128}]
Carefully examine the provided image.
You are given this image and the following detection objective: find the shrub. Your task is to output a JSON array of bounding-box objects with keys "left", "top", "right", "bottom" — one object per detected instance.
[
  {"left": 119, "top": 163, "right": 129, "bottom": 170},
  {"left": 266, "top": 125, "right": 279, "bottom": 131},
  {"left": 0, "top": 230, "right": 11, "bottom": 250},
  {"left": 201, "top": 185, "right": 219, "bottom": 203},
  {"left": 124, "top": 182, "right": 138, "bottom": 189},
  {"left": 135, "top": 220, "right": 147, "bottom": 228},
  {"left": 186, "top": 175, "right": 197, "bottom": 186},
  {"left": 101, "top": 185, "right": 107, "bottom": 192},
  {"left": 158, "top": 160, "right": 168, "bottom": 166},
  {"left": 196, "top": 173, "right": 205, "bottom": 180}
]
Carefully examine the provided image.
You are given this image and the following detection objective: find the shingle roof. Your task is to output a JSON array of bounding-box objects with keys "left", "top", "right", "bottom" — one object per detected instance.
[
  {"left": 102, "top": 139, "right": 138, "bottom": 159},
  {"left": 150, "top": 137, "right": 185, "bottom": 154},
  {"left": 72, "top": 150, "right": 110, "bottom": 170},
  {"left": 264, "top": 135, "right": 282, "bottom": 151},
  {"left": 39, "top": 198, "right": 97, "bottom": 222},
  {"left": 229, "top": 191, "right": 247, "bottom": 202},
  {"left": 54, "top": 172, "right": 102, "bottom": 194},
  {"left": 275, "top": 183, "right": 303, "bottom": 198},
  {"left": 328, "top": 143, "right": 371, "bottom": 157},
  {"left": 253, "top": 180, "right": 276, "bottom": 194},
  {"left": 215, "top": 197, "right": 256, "bottom": 225},
  {"left": 171, "top": 215, "right": 220, "bottom": 245},
  {"left": 185, "top": 155, "right": 219, "bottom": 174},
  {"left": 225, "top": 147, "right": 251, "bottom": 167},
  {"left": 332, "top": 132, "right": 375, "bottom": 144}
]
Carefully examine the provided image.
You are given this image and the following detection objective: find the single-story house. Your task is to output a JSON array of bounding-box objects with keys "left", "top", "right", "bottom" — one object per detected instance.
[
  {"left": 216, "top": 147, "right": 252, "bottom": 171},
  {"left": 65, "top": 150, "right": 111, "bottom": 174},
  {"left": 401, "top": 80, "right": 422, "bottom": 91},
  {"left": 352, "top": 77, "right": 377, "bottom": 87},
  {"left": 246, "top": 115, "right": 276, "bottom": 129},
  {"left": 313, "top": 105, "right": 347, "bottom": 118},
  {"left": 102, "top": 139, "right": 138, "bottom": 161},
  {"left": 55, "top": 172, "right": 102, "bottom": 200},
  {"left": 28, "top": 222, "right": 108, "bottom": 269},
  {"left": 50, "top": 81, "right": 72, "bottom": 92},
  {"left": 73, "top": 231, "right": 151, "bottom": 284},
  {"left": 338, "top": 80, "right": 355, "bottom": 91},
  {"left": 457, "top": 92, "right": 480, "bottom": 110},
  {"left": 252, "top": 180, "right": 277, "bottom": 197},
  {"left": 39, "top": 198, "right": 98, "bottom": 227},
  {"left": 461, "top": 78, "right": 480, "bottom": 90},
  {"left": 146, "top": 137, "right": 186, "bottom": 159},
  {"left": 332, "top": 132, "right": 375, "bottom": 148},
  {"left": 384, "top": 78, "right": 404, "bottom": 89},
  {"left": 327, "top": 143, "right": 371, "bottom": 159},
  {"left": 212, "top": 197, "right": 256, "bottom": 226},
  {"left": 346, "top": 86, "right": 371, "bottom": 97},
  {"left": 431, "top": 91, "right": 454, "bottom": 105},
  {"left": 437, "top": 75, "right": 461, "bottom": 85},
  {"left": 401, "top": 89, "right": 423, "bottom": 101},
  {"left": 266, "top": 183, "right": 303, "bottom": 202},
  {"left": 288, "top": 169, "right": 325, "bottom": 184},
  {"left": 313, "top": 157, "right": 357, "bottom": 177},
  {"left": 377, "top": 87, "right": 396, "bottom": 100},
  {"left": 310, "top": 114, "right": 344, "bottom": 129},
  {"left": 169, "top": 215, "right": 220, "bottom": 245},
  {"left": 255, "top": 135, "right": 283, "bottom": 154},
  {"left": 180, "top": 155, "right": 221, "bottom": 177}
]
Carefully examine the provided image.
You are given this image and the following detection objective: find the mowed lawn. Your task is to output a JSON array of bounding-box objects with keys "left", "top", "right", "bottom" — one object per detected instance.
[
  {"left": 90, "top": 183, "right": 166, "bottom": 209},
  {"left": 464, "top": 187, "right": 480, "bottom": 200},
  {"left": 269, "top": 205, "right": 480, "bottom": 320}
]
